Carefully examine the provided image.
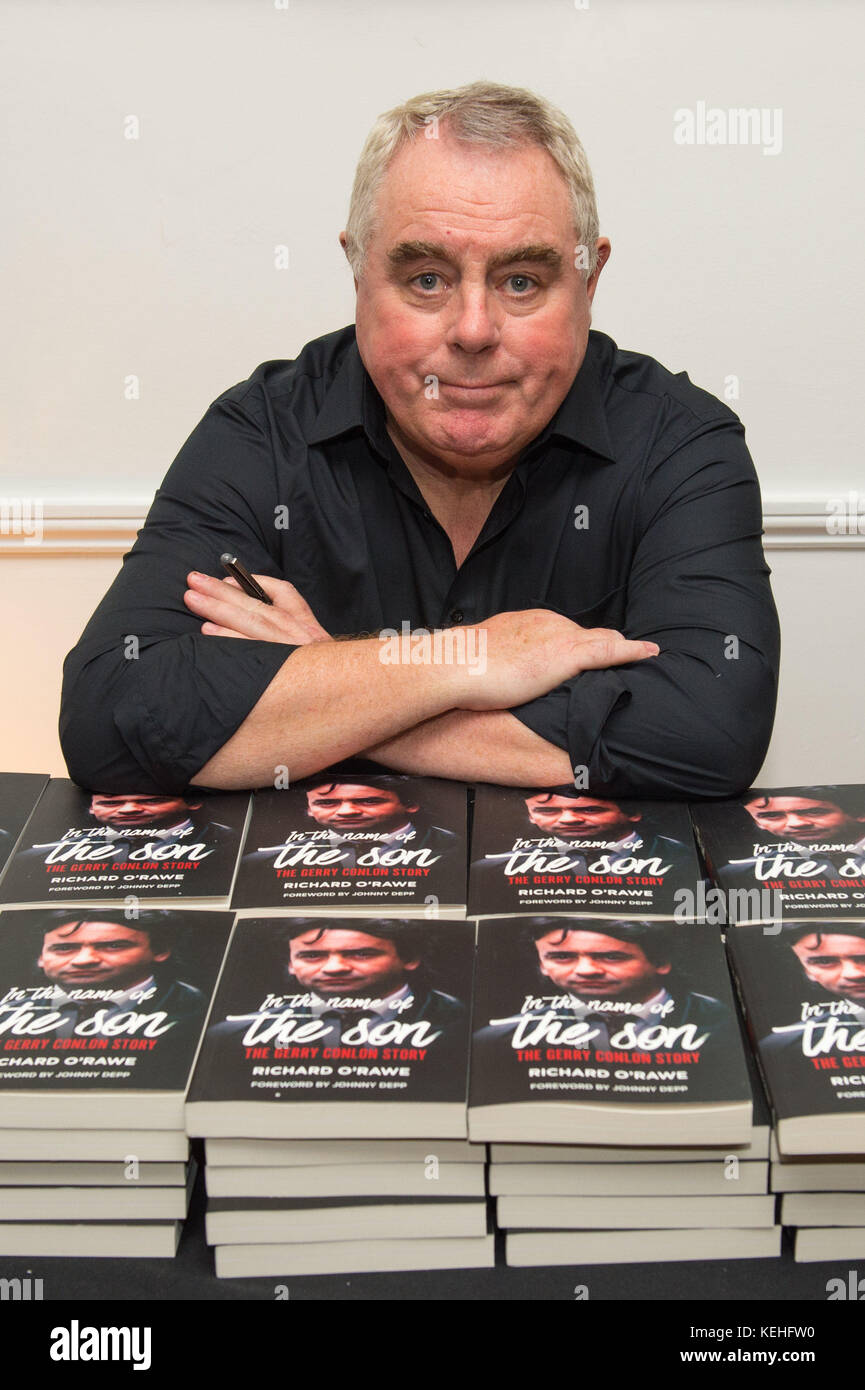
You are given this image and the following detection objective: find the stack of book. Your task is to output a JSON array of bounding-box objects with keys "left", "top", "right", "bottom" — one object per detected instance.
[
  {"left": 725, "top": 913, "right": 865, "bottom": 1265},
  {"left": 0, "top": 903, "right": 234, "bottom": 1257},
  {"left": 186, "top": 912, "right": 494, "bottom": 1277},
  {"left": 467, "top": 913, "right": 781, "bottom": 1265}
]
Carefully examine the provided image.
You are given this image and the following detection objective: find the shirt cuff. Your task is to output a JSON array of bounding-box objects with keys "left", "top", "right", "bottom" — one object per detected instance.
[
  {"left": 510, "top": 672, "right": 630, "bottom": 783},
  {"left": 113, "top": 633, "right": 295, "bottom": 793}
]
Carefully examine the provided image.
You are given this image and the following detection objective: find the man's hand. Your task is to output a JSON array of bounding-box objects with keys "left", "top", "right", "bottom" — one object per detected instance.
[
  {"left": 183, "top": 570, "right": 332, "bottom": 645},
  {"left": 451, "top": 610, "right": 659, "bottom": 711}
]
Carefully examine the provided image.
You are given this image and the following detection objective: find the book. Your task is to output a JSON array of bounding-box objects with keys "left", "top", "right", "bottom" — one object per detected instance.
[
  {"left": 468, "top": 916, "right": 752, "bottom": 1144},
  {"left": 469, "top": 784, "right": 702, "bottom": 920},
  {"left": 187, "top": 916, "right": 475, "bottom": 1138},
  {"left": 771, "top": 1154, "right": 865, "bottom": 1192},
  {"left": 0, "top": 773, "right": 49, "bottom": 877},
  {"left": 490, "top": 1138, "right": 769, "bottom": 1161},
  {"left": 780, "top": 1192, "right": 865, "bottom": 1226},
  {"left": 497, "top": 1193, "right": 777, "bottom": 1230},
  {"left": 0, "top": 1161, "right": 187, "bottom": 1186},
  {"left": 206, "top": 1195, "right": 488, "bottom": 1245},
  {"left": 0, "top": 1221, "right": 181, "bottom": 1258},
  {"left": 489, "top": 1160, "right": 768, "bottom": 1197},
  {"left": 204, "top": 1161, "right": 486, "bottom": 1199},
  {"left": 214, "top": 1233, "right": 495, "bottom": 1278},
  {"left": 505, "top": 1227, "right": 781, "bottom": 1265},
  {"left": 691, "top": 784, "right": 865, "bottom": 924},
  {"left": 231, "top": 773, "right": 467, "bottom": 917},
  {"left": 0, "top": 1130, "right": 190, "bottom": 1162},
  {"left": 0, "top": 907, "right": 234, "bottom": 1128},
  {"left": 0, "top": 779, "right": 250, "bottom": 907},
  {"left": 726, "top": 923, "right": 865, "bottom": 1154},
  {"left": 794, "top": 1228, "right": 865, "bottom": 1262},
  {"left": 204, "top": 1137, "right": 485, "bottom": 1166},
  {"left": 0, "top": 1185, "right": 192, "bottom": 1221}
]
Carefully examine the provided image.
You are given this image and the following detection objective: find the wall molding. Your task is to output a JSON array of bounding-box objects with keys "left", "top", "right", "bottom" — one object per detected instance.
[{"left": 1, "top": 494, "right": 863, "bottom": 555}]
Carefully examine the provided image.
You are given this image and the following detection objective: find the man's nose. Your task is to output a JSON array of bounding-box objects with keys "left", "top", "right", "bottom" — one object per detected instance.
[
  {"left": 322, "top": 956, "right": 351, "bottom": 972},
  {"left": 446, "top": 287, "right": 501, "bottom": 351},
  {"left": 70, "top": 947, "right": 102, "bottom": 963}
]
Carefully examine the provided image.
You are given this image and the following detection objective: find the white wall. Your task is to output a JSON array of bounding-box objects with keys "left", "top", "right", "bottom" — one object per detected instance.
[{"left": 3, "top": 0, "right": 864, "bottom": 782}]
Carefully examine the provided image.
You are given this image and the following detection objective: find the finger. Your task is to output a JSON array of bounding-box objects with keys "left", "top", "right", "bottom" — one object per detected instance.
[
  {"left": 184, "top": 586, "right": 272, "bottom": 639},
  {"left": 200, "top": 621, "right": 251, "bottom": 640},
  {"left": 578, "top": 633, "right": 659, "bottom": 668}
]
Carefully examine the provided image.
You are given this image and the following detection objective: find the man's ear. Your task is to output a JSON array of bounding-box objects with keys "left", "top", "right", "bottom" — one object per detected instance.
[
  {"left": 338, "top": 231, "right": 359, "bottom": 292},
  {"left": 586, "top": 237, "right": 611, "bottom": 305}
]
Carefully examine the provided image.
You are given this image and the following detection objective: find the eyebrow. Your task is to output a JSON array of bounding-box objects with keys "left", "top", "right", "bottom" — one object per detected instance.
[{"left": 386, "top": 240, "right": 563, "bottom": 274}]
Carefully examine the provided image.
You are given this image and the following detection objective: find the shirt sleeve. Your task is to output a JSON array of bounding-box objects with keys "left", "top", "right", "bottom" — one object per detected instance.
[
  {"left": 59, "top": 397, "right": 297, "bottom": 794},
  {"left": 509, "top": 417, "right": 781, "bottom": 799}
]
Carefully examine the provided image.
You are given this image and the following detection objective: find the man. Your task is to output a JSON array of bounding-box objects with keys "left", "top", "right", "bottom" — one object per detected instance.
[
  {"left": 473, "top": 787, "right": 691, "bottom": 879},
  {"left": 476, "top": 919, "right": 732, "bottom": 1053},
  {"left": 761, "top": 925, "right": 865, "bottom": 1057},
  {"left": 18, "top": 789, "right": 235, "bottom": 864},
  {"left": 745, "top": 790, "right": 865, "bottom": 853},
  {"left": 212, "top": 921, "right": 465, "bottom": 1048},
  {"left": 724, "top": 787, "right": 865, "bottom": 881},
  {"left": 292, "top": 775, "right": 456, "bottom": 863},
  {"left": 59, "top": 81, "right": 779, "bottom": 798},
  {"left": 25, "top": 910, "right": 203, "bottom": 1037}
]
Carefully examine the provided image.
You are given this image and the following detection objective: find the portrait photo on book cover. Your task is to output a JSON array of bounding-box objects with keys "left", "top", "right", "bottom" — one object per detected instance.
[
  {"left": 757, "top": 922, "right": 865, "bottom": 1063},
  {"left": 0, "top": 908, "right": 227, "bottom": 1085},
  {"left": 204, "top": 917, "right": 472, "bottom": 1098},
  {"left": 471, "top": 787, "right": 694, "bottom": 881},
  {"left": 473, "top": 918, "right": 737, "bottom": 1059},
  {"left": 241, "top": 774, "right": 460, "bottom": 871},
  {"left": 16, "top": 790, "right": 238, "bottom": 862},
  {"left": 719, "top": 785, "right": 865, "bottom": 880}
]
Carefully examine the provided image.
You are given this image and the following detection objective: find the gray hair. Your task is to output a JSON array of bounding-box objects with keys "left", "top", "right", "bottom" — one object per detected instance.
[{"left": 342, "top": 80, "right": 600, "bottom": 282}]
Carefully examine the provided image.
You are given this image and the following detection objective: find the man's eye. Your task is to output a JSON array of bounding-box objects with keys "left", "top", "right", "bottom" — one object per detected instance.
[
  {"left": 505, "top": 274, "right": 537, "bottom": 294},
  {"left": 413, "top": 273, "right": 444, "bottom": 293}
]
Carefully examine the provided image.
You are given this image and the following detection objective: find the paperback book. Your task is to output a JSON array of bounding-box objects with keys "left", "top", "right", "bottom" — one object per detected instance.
[
  {"left": 468, "top": 916, "right": 752, "bottom": 1144},
  {"left": 727, "top": 921, "right": 865, "bottom": 1153},
  {"left": 0, "top": 780, "right": 250, "bottom": 907},
  {"left": 231, "top": 774, "right": 467, "bottom": 918},
  {"left": 0, "top": 907, "right": 234, "bottom": 1127},
  {"left": 0, "top": 774, "right": 49, "bottom": 878},
  {"left": 691, "top": 784, "right": 865, "bottom": 923},
  {"left": 187, "top": 916, "right": 475, "bottom": 1138},
  {"left": 469, "top": 784, "right": 702, "bottom": 919}
]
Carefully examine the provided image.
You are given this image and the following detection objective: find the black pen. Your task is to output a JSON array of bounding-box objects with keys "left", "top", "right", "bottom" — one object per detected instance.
[{"left": 220, "top": 553, "right": 274, "bottom": 605}]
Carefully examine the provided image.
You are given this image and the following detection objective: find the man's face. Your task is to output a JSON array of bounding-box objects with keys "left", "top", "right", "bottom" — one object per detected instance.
[
  {"left": 348, "top": 128, "right": 609, "bottom": 477},
  {"left": 38, "top": 922, "right": 169, "bottom": 989},
  {"left": 88, "top": 794, "right": 199, "bottom": 828},
  {"left": 288, "top": 929, "right": 419, "bottom": 998},
  {"left": 525, "top": 794, "right": 639, "bottom": 841},
  {"left": 535, "top": 929, "right": 669, "bottom": 1002},
  {"left": 745, "top": 797, "right": 864, "bottom": 842},
  {"left": 305, "top": 784, "right": 416, "bottom": 833},
  {"left": 792, "top": 933, "right": 865, "bottom": 1003}
]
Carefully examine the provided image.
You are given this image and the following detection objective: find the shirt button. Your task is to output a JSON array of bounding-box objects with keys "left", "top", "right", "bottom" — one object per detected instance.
[{"left": 449, "top": 609, "right": 464, "bottom": 625}]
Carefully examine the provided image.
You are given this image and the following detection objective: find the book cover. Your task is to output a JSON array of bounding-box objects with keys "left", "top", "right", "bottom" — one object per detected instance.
[
  {"left": 727, "top": 921, "right": 865, "bottom": 1153},
  {"left": 187, "top": 916, "right": 474, "bottom": 1137},
  {"left": 469, "top": 784, "right": 702, "bottom": 919},
  {"left": 231, "top": 773, "right": 467, "bottom": 917},
  {"left": 0, "top": 780, "right": 250, "bottom": 906},
  {"left": 691, "top": 784, "right": 865, "bottom": 923},
  {"left": 468, "top": 915, "right": 751, "bottom": 1144},
  {"left": 0, "top": 907, "right": 234, "bottom": 1127},
  {"left": 0, "top": 774, "right": 49, "bottom": 878}
]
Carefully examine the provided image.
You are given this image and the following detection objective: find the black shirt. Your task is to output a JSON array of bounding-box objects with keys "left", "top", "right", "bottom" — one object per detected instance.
[{"left": 59, "top": 324, "right": 780, "bottom": 798}]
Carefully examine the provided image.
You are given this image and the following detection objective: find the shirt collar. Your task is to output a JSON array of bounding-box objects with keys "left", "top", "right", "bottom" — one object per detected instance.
[{"left": 306, "top": 328, "right": 616, "bottom": 465}]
